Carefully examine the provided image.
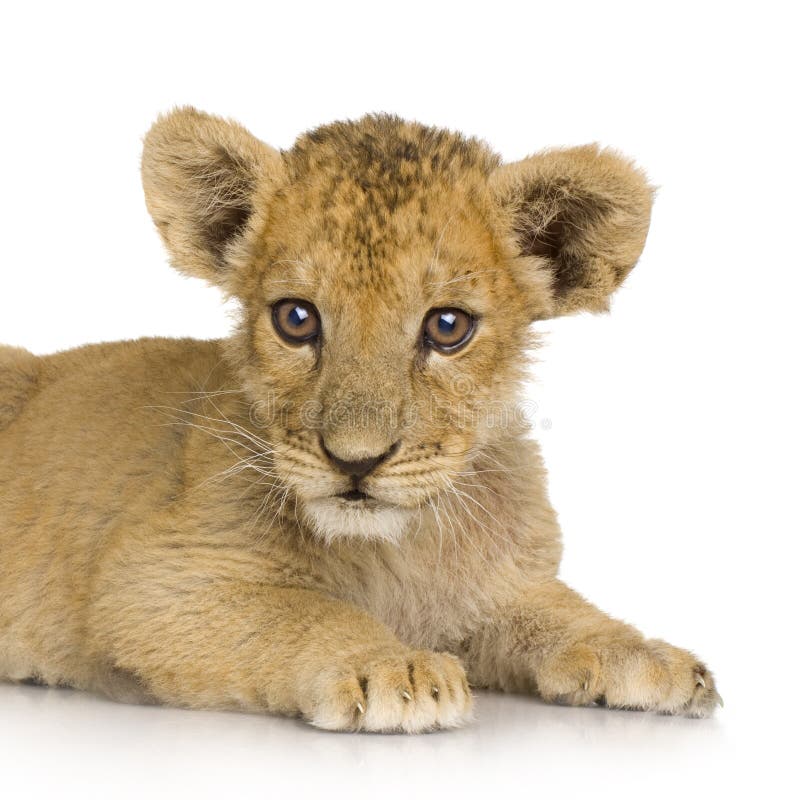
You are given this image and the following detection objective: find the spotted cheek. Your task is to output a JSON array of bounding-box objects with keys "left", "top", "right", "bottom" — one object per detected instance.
[
  {"left": 270, "top": 440, "right": 341, "bottom": 500},
  {"left": 368, "top": 469, "right": 453, "bottom": 507},
  {"left": 393, "top": 406, "right": 478, "bottom": 475},
  {"left": 234, "top": 370, "right": 319, "bottom": 454},
  {"left": 365, "top": 431, "right": 475, "bottom": 508}
]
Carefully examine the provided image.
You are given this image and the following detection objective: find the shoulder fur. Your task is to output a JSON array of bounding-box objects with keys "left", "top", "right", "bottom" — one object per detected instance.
[{"left": 0, "top": 346, "right": 40, "bottom": 431}]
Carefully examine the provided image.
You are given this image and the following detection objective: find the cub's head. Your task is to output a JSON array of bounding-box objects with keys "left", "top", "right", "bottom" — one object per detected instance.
[{"left": 142, "top": 108, "right": 653, "bottom": 543}]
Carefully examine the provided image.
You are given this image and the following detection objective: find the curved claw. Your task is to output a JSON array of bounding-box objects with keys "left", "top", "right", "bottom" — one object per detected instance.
[{"left": 694, "top": 672, "right": 706, "bottom": 688}]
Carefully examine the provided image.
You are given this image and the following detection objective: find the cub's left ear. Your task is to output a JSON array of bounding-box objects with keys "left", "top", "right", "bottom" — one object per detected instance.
[
  {"left": 142, "top": 106, "right": 286, "bottom": 288},
  {"left": 489, "top": 145, "right": 654, "bottom": 318}
]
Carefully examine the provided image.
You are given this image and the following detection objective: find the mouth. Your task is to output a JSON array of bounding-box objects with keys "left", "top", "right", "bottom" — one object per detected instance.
[{"left": 336, "top": 489, "right": 371, "bottom": 503}]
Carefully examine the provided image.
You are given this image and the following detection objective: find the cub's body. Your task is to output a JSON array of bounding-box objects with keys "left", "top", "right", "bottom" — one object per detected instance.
[{"left": 0, "top": 110, "right": 719, "bottom": 730}]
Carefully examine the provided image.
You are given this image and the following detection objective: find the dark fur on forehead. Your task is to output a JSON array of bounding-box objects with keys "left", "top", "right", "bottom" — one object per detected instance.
[
  {"left": 142, "top": 108, "right": 653, "bottom": 319},
  {"left": 276, "top": 115, "right": 503, "bottom": 278},
  {"left": 286, "top": 114, "right": 501, "bottom": 184}
]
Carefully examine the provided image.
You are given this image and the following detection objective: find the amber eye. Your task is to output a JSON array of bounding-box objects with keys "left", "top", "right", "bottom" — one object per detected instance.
[
  {"left": 423, "top": 308, "right": 476, "bottom": 353},
  {"left": 271, "top": 299, "right": 321, "bottom": 344}
]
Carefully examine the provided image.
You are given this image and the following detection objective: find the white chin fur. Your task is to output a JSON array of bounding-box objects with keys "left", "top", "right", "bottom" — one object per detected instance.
[{"left": 303, "top": 498, "right": 415, "bottom": 544}]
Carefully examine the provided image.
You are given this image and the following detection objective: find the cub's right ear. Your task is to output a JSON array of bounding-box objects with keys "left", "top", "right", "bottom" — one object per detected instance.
[{"left": 141, "top": 107, "right": 285, "bottom": 287}]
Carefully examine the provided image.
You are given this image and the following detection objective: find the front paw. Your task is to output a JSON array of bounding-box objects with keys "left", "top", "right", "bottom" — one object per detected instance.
[
  {"left": 304, "top": 647, "right": 473, "bottom": 733},
  {"left": 535, "top": 639, "right": 722, "bottom": 718},
  {"left": 637, "top": 639, "right": 722, "bottom": 718}
]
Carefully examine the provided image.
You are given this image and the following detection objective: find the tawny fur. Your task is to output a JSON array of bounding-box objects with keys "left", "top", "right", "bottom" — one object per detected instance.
[{"left": 0, "top": 109, "right": 719, "bottom": 732}]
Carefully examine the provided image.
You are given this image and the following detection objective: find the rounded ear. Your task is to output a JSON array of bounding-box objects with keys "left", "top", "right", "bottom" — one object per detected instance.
[
  {"left": 141, "top": 107, "right": 285, "bottom": 287},
  {"left": 489, "top": 144, "right": 654, "bottom": 318}
]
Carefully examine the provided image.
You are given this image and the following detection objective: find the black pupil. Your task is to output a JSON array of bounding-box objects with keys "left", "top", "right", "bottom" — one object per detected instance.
[
  {"left": 288, "top": 305, "right": 309, "bottom": 328},
  {"left": 438, "top": 312, "right": 457, "bottom": 335}
]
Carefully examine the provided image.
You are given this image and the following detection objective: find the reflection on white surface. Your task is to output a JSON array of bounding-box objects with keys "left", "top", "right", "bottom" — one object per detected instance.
[{"left": 0, "top": 682, "right": 755, "bottom": 799}]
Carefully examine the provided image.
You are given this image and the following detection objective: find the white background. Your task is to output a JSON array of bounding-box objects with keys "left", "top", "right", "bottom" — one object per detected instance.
[{"left": 1, "top": 1, "right": 797, "bottom": 797}]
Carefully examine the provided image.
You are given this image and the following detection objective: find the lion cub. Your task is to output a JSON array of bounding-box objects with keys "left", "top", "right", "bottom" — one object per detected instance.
[{"left": 0, "top": 109, "right": 720, "bottom": 730}]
